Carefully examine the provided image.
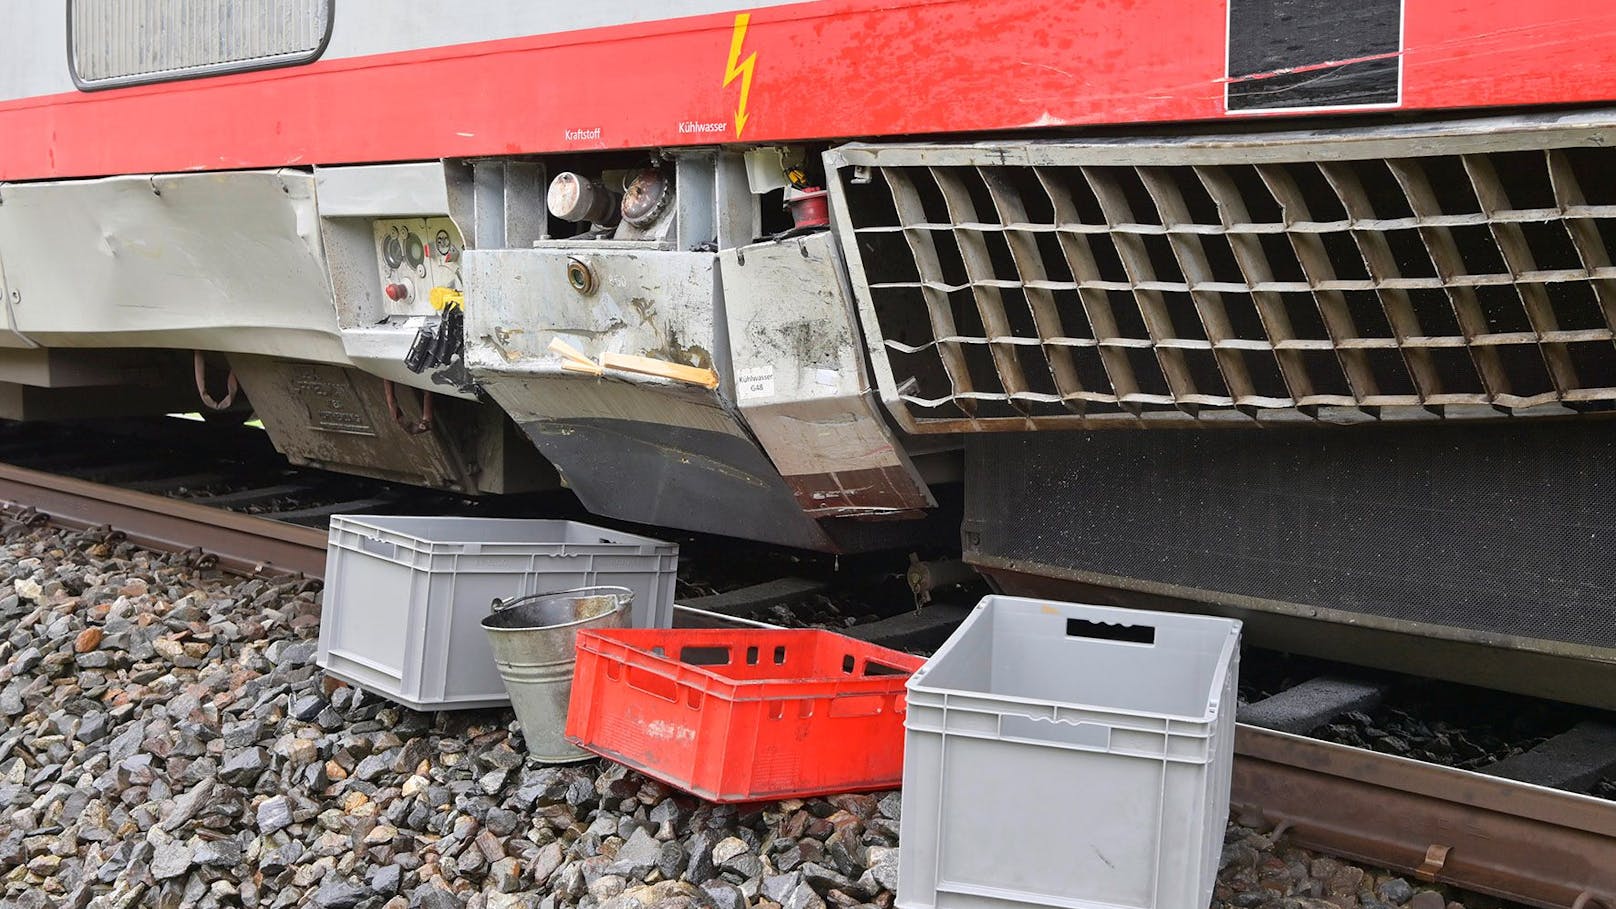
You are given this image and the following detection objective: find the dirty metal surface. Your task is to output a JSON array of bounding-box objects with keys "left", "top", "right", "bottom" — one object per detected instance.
[
  {"left": 0, "top": 461, "right": 328, "bottom": 577},
  {"left": 827, "top": 115, "right": 1616, "bottom": 432},
  {"left": 1233, "top": 726, "right": 1616, "bottom": 909},
  {"left": 720, "top": 232, "right": 933, "bottom": 517},
  {"left": 462, "top": 245, "right": 854, "bottom": 549},
  {"left": 227, "top": 355, "right": 525, "bottom": 495},
  {"left": 464, "top": 248, "right": 723, "bottom": 377},
  {"left": 510, "top": 411, "right": 835, "bottom": 550}
]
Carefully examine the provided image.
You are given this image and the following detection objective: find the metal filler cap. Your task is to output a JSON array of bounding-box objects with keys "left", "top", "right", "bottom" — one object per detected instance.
[
  {"left": 620, "top": 169, "right": 672, "bottom": 228},
  {"left": 547, "top": 172, "right": 618, "bottom": 224}
]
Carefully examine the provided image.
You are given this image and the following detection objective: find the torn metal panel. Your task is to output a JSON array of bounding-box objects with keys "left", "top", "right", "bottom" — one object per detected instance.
[
  {"left": 719, "top": 232, "right": 933, "bottom": 517},
  {"left": 825, "top": 114, "right": 1616, "bottom": 432},
  {"left": 463, "top": 246, "right": 836, "bottom": 549},
  {"left": 0, "top": 171, "right": 347, "bottom": 361}
]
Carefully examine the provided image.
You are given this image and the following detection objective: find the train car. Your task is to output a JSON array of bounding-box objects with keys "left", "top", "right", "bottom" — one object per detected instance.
[{"left": 2, "top": 1, "right": 1614, "bottom": 704}]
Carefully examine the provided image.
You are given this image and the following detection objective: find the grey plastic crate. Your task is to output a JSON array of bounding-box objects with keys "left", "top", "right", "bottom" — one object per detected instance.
[
  {"left": 316, "top": 515, "right": 678, "bottom": 711},
  {"left": 899, "top": 596, "right": 1241, "bottom": 909}
]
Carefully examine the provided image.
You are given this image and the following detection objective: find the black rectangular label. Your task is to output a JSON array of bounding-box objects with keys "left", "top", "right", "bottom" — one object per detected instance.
[{"left": 1227, "top": 0, "right": 1402, "bottom": 112}]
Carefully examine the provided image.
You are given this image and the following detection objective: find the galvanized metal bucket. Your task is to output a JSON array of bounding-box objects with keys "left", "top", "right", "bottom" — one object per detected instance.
[{"left": 481, "top": 586, "right": 633, "bottom": 763}]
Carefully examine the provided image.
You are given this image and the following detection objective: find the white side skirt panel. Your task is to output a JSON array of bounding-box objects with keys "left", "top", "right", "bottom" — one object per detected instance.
[{"left": 0, "top": 171, "right": 348, "bottom": 362}]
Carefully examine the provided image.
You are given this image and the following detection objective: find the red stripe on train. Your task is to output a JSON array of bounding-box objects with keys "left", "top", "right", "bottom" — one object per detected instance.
[{"left": 1, "top": 0, "right": 1614, "bottom": 181}]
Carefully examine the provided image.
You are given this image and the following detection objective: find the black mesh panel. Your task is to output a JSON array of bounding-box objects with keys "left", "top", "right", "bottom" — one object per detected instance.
[{"left": 965, "top": 422, "right": 1616, "bottom": 651}]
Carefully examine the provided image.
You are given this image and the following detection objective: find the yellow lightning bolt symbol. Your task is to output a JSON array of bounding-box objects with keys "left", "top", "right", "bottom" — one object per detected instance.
[{"left": 724, "top": 13, "right": 757, "bottom": 138}]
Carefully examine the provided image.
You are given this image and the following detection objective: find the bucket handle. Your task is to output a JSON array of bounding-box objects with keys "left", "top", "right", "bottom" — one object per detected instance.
[{"left": 490, "top": 585, "right": 635, "bottom": 614}]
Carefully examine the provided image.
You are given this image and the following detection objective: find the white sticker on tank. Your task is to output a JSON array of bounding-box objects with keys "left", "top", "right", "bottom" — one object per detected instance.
[
  {"left": 796, "top": 366, "right": 842, "bottom": 398},
  {"left": 736, "top": 365, "right": 776, "bottom": 400}
]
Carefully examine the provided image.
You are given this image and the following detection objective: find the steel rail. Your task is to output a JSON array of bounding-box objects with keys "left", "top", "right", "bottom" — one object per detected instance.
[
  {"left": 1234, "top": 726, "right": 1616, "bottom": 909},
  {"left": 0, "top": 461, "right": 328, "bottom": 577}
]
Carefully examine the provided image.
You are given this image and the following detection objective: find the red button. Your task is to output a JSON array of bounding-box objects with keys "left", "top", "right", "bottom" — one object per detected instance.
[{"left": 385, "top": 283, "right": 409, "bottom": 301}]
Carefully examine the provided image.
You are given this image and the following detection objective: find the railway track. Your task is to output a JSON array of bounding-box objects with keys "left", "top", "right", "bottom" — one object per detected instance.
[
  {"left": 0, "top": 460, "right": 328, "bottom": 577},
  {"left": 0, "top": 419, "right": 1611, "bottom": 909},
  {"left": 1234, "top": 729, "right": 1615, "bottom": 909}
]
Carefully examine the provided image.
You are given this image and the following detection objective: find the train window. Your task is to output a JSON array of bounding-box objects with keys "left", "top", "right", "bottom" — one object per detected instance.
[{"left": 69, "top": 0, "right": 333, "bottom": 91}]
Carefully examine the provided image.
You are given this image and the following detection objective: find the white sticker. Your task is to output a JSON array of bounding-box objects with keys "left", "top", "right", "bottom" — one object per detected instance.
[
  {"left": 735, "top": 364, "right": 776, "bottom": 400},
  {"left": 797, "top": 367, "right": 842, "bottom": 398}
]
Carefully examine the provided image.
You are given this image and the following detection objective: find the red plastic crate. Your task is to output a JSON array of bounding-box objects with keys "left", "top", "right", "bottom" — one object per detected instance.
[{"left": 565, "top": 628, "right": 924, "bottom": 802}]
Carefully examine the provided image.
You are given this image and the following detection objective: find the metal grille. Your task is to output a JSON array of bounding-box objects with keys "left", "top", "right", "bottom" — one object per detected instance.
[
  {"left": 827, "top": 116, "right": 1616, "bottom": 432},
  {"left": 70, "top": 0, "right": 331, "bottom": 89}
]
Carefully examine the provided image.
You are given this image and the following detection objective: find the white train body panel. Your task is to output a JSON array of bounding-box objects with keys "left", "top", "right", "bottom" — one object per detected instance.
[{"left": 0, "top": 171, "right": 347, "bottom": 361}]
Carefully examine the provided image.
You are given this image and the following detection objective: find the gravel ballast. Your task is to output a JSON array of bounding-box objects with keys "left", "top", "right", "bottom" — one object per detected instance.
[{"left": 0, "top": 520, "right": 1495, "bottom": 909}]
